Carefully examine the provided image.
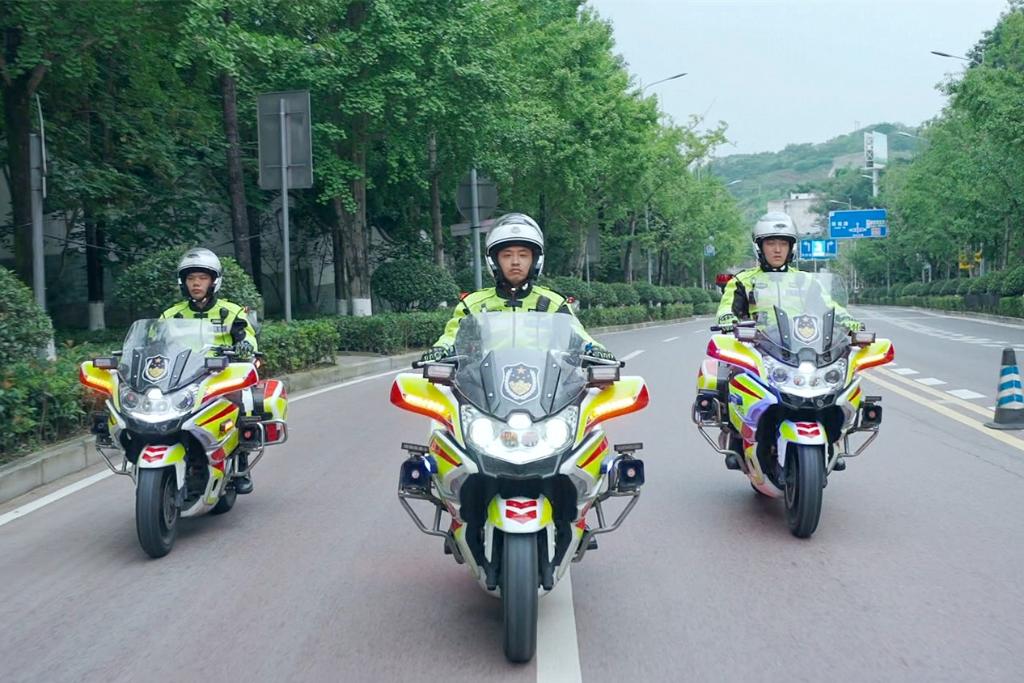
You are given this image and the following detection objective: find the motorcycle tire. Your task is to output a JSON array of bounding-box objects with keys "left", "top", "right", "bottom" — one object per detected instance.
[
  {"left": 210, "top": 487, "right": 237, "bottom": 515},
  {"left": 784, "top": 444, "right": 825, "bottom": 539},
  {"left": 136, "top": 467, "right": 179, "bottom": 558},
  {"left": 501, "top": 533, "right": 539, "bottom": 663}
]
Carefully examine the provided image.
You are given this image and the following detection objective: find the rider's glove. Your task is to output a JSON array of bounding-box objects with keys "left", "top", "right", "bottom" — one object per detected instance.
[
  {"left": 842, "top": 319, "right": 864, "bottom": 334},
  {"left": 234, "top": 340, "right": 255, "bottom": 360},
  {"left": 585, "top": 343, "right": 617, "bottom": 362},
  {"left": 717, "top": 314, "right": 739, "bottom": 333},
  {"left": 420, "top": 346, "right": 452, "bottom": 363}
]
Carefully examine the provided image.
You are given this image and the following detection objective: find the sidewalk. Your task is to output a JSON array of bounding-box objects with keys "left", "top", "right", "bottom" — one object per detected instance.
[{"left": 0, "top": 317, "right": 704, "bottom": 505}]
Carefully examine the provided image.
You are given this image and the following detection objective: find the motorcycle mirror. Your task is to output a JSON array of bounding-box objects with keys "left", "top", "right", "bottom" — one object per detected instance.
[
  {"left": 423, "top": 363, "right": 456, "bottom": 384},
  {"left": 92, "top": 356, "right": 118, "bottom": 370},
  {"left": 735, "top": 326, "right": 757, "bottom": 342},
  {"left": 587, "top": 365, "right": 620, "bottom": 385},
  {"left": 852, "top": 331, "right": 876, "bottom": 346},
  {"left": 205, "top": 356, "right": 230, "bottom": 371}
]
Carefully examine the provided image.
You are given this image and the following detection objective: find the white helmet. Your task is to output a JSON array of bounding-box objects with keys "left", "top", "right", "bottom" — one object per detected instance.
[
  {"left": 177, "top": 247, "right": 223, "bottom": 299},
  {"left": 485, "top": 213, "right": 545, "bottom": 282},
  {"left": 752, "top": 212, "right": 797, "bottom": 269}
]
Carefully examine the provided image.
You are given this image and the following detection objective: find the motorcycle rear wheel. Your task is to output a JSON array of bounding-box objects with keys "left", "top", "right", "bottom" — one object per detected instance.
[
  {"left": 502, "top": 533, "right": 539, "bottom": 663},
  {"left": 784, "top": 444, "right": 825, "bottom": 539},
  {"left": 136, "top": 467, "right": 179, "bottom": 558}
]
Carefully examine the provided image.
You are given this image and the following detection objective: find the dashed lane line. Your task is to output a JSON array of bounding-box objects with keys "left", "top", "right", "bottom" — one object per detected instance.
[
  {"left": 662, "top": 336, "right": 680, "bottom": 342},
  {"left": 876, "top": 367, "right": 992, "bottom": 419},
  {"left": 536, "top": 570, "right": 583, "bottom": 683},
  {"left": 620, "top": 350, "right": 646, "bottom": 362}
]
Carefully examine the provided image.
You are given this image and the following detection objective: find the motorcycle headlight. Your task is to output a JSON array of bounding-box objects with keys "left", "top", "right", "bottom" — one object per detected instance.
[
  {"left": 118, "top": 385, "right": 195, "bottom": 422},
  {"left": 763, "top": 357, "right": 847, "bottom": 396},
  {"left": 460, "top": 406, "right": 578, "bottom": 466}
]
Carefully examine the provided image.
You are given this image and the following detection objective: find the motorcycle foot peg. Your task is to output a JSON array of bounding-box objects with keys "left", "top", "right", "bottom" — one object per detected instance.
[
  {"left": 586, "top": 536, "right": 599, "bottom": 551},
  {"left": 724, "top": 453, "right": 742, "bottom": 471},
  {"left": 832, "top": 457, "right": 847, "bottom": 472},
  {"left": 614, "top": 457, "right": 645, "bottom": 491},
  {"left": 399, "top": 457, "right": 433, "bottom": 494}
]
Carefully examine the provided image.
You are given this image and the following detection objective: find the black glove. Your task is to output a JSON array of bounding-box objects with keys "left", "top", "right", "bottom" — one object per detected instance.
[
  {"left": 585, "top": 344, "right": 616, "bottom": 362},
  {"left": 420, "top": 346, "right": 452, "bottom": 363},
  {"left": 234, "top": 340, "right": 255, "bottom": 360}
]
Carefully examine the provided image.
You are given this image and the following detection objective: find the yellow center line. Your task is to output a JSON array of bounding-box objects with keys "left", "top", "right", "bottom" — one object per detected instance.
[
  {"left": 874, "top": 367, "right": 993, "bottom": 419},
  {"left": 862, "top": 371, "right": 1024, "bottom": 454}
]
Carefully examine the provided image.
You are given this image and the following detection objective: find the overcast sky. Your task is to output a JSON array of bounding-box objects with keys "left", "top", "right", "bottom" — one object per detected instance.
[{"left": 587, "top": 0, "right": 1009, "bottom": 156}]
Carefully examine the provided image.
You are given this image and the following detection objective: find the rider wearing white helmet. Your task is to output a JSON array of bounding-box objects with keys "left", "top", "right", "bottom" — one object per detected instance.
[
  {"left": 160, "top": 247, "right": 259, "bottom": 493},
  {"left": 423, "top": 213, "right": 612, "bottom": 360}
]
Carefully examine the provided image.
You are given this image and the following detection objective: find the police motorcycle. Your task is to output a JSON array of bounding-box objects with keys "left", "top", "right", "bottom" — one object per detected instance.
[
  {"left": 390, "top": 312, "right": 649, "bottom": 663},
  {"left": 79, "top": 318, "right": 288, "bottom": 558},
  {"left": 692, "top": 272, "right": 894, "bottom": 538}
]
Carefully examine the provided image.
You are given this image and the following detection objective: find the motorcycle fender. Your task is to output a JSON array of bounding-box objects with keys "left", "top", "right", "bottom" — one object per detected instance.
[
  {"left": 137, "top": 443, "right": 187, "bottom": 489},
  {"left": 776, "top": 420, "right": 827, "bottom": 469},
  {"left": 484, "top": 496, "right": 554, "bottom": 563}
]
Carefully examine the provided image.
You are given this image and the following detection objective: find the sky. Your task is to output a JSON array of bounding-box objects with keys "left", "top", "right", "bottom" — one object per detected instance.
[{"left": 587, "top": 0, "right": 1009, "bottom": 156}]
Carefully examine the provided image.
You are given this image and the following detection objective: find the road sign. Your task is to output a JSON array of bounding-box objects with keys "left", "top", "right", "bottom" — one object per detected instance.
[
  {"left": 455, "top": 173, "right": 498, "bottom": 221},
  {"left": 704, "top": 244, "right": 716, "bottom": 258},
  {"left": 450, "top": 218, "right": 497, "bottom": 237},
  {"left": 799, "top": 239, "right": 837, "bottom": 260},
  {"left": 257, "top": 90, "right": 313, "bottom": 190},
  {"left": 829, "top": 209, "right": 888, "bottom": 239}
]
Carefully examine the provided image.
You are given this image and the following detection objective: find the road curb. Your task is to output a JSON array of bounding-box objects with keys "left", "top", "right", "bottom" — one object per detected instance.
[{"left": 0, "top": 314, "right": 708, "bottom": 504}]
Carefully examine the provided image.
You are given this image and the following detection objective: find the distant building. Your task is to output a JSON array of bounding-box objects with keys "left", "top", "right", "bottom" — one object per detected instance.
[{"left": 766, "top": 192, "right": 824, "bottom": 237}]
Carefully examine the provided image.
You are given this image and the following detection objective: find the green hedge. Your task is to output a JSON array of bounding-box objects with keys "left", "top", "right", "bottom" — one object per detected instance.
[
  {"left": 260, "top": 320, "right": 341, "bottom": 374},
  {"left": 0, "top": 266, "right": 54, "bottom": 366},
  {"left": 371, "top": 259, "right": 459, "bottom": 311}
]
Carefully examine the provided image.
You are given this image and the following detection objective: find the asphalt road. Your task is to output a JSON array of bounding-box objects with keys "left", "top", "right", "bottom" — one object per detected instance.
[{"left": 2, "top": 309, "right": 1023, "bottom": 682}]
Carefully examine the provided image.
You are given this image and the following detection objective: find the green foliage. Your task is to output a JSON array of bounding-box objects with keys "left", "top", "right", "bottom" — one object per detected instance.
[
  {"left": 902, "top": 282, "right": 926, "bottom": 296},
  {"left": 113, "top": 247, "right": 263, "bottom": 319},
  {"left": 998, "top": 297, "right": 1024, "bottom": 318},
  {"left": 588, "top": 282, "right": 617, "bottom": 307},
  {"left": 0, "top": 267, "right": 54, "bottom": 366},
  {"left": 1000, "top": 265, "right": 1024, "bottom": 295},
  {"left": 335, "top": 311, "right": 450, "bottom": 354},
  {"left": 371, "top": 259, "right": 459, "bottom": 312},
  {"left": 540, "top": 276, "right": 592, "bottom": 305},
  {"left": 688, "top": 287, "right": 712, "bottom": 304},
  {"left": 609, "top": 283, "right": 640, "bottom": 306},
  {"left": 259, "top": 320, "right": 341, "bottom": 375},
  {"left": 670, "top": 286, "right": 692, "bottom": 304}
]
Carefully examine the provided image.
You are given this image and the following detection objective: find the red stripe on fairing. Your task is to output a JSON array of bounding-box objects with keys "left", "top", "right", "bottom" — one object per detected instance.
[
  {"left": 577, "top": 439, "right": 609, "bottom": 469},
  {"left": 730, "top": 379, "right": 762, "bottom": 399},
  {"left": 430, "top": 442, "right": 460, "bottom": 467},
  {"left": 506, "top": 510, "right": 538, "bottom": 522},
  {"left": 264, "top": 379, "right": 286, "bottom": 399},
  {"left": 197, "top": 403, "right": 237, "bottom": 427},
  {"left": 849, "top": 387, "right": 862, "bottom": 403},
  {"left": 506, "top": 499, "right": 538, "bottom": 510}
]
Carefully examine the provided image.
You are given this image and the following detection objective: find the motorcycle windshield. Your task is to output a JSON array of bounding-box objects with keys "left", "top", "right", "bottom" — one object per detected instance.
[
  {"left": 747, "top": 271, "right": 851, "bottom": 366},
  {"left": 452, "top": 312, "right": 590, "bottom": 421},
  {"left": 119, "top": 319, "right": 219, "bottom": 393}
]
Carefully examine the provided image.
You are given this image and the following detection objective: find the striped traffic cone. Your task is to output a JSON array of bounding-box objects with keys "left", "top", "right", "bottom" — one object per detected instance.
[{"left": 985, "top": 348, "right": 1024, "bottom": 430}]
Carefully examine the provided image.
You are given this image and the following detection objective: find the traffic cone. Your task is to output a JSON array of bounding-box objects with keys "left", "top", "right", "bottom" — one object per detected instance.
[{"left": 985, "top": 348, "right": 1024, "bottom": 430}]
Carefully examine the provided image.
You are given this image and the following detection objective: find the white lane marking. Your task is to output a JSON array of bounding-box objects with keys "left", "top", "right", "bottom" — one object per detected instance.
[
  {"left": 620, "top": 350, "right": 645, "bottom": 361},
  {"left": 536, "top": 570, "right": 582, "bottom": 683},
  {"left": 891, "top": 368, "right": 919, "bottom": 376},
  {"left": 693, "top": 329, "right": 708, "bottom": 334},
  {"left": 662, "top": 336, "right": 680, "bottom": 342},
  {"left": 983, "top": 344, "right": 1005, "bottom": 348},
  {"left": 948, "top": 389, "right": 986, "bottom": 400},
  {"left": 916, "top": 377, "right": 947, "bottom": 386},
  {"left": 0, "top": 367, "right": 407, "bottom": 526},
  {"left": 0, "top": 470, "right": 113, "bottom": 528}
]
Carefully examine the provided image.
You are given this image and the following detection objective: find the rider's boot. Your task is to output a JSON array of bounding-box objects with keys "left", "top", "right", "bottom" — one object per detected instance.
[
  {"left": 832, "top": 456, "right": 847, "bottom": 472},
  {"left": 233, "top": 451, "right": 254, "bottom": 494}
]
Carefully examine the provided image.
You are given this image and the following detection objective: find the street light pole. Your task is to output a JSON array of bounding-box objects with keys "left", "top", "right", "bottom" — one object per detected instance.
[{"left": 641, "top": 72, "right": 687, "bottom": 93}]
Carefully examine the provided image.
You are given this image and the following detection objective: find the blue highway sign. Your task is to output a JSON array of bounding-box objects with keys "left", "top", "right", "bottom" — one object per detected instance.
[
  {"left": 799, "top": 239, "right": 837, "bottom": 260},
  {"left": 829, "top": 209, "right": 888, "bottom": 239}
]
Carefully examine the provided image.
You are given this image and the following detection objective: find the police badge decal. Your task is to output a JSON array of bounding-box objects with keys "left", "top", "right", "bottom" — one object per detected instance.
[
  {"left": 501, "top": 363, "right": 540, "bottom": 404},
  {"left": 144, "top": 355, "right": 170, "bottom": 382},
  {"left": 794, "top": 315, "right": 820, "bottom": 344}
]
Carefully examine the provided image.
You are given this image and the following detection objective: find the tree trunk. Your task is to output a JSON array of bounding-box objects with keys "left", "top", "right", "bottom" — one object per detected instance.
[
  {"left": 220, "top": 70, "right": 252, "bottom": 275},
  {"left": 2, "top": 71, "right": 36, "bottom": 285},
  {"left": 428, "top": 131, "right": 444, "bottom": 267},
  {"left": 84, "top": 214, "right": 105, "bottom": 330},
  {"left": 622, "top": 214, "right": 637, "bottom": 283},
  {"left": 331, "top": 217, "right": 346, "bottom": 314}
]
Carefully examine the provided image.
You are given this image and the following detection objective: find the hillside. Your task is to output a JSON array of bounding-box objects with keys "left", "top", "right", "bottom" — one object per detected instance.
[{"left": 710, "top": 123, "right": 923, "bottom": 220}]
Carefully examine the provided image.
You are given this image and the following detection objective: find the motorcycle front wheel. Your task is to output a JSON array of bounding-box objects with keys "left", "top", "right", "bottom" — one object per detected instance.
[
  {"left": 501, "top": 533, "right": 539, "bottom": 663},
  {"left": 136, "top": 467, "right": 179, "bottom": 558},
  {"left": 784, "top": 444, "right": 825, "bottom": 539}
]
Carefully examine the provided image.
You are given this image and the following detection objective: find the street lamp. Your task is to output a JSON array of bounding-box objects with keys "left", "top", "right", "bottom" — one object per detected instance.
[
  {"left": 726, "top": 179, "right": 743, "bottom": 187},
  {"left": 641, "top": 72, "right": 687, "bottom": 92},
  {"left": 930, "top": 50, "right": 968, "bottom": 61},
  {"left": 827, "top": 198, "right": 854, "bottom": 210}
]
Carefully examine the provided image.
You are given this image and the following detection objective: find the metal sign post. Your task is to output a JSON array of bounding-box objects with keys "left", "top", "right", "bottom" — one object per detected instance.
[
  {"left": 455, "top": 170, "right": 498, "bottom": 290},
  {"left": 257, "top": 90, "right": 313, "bottom": 322}
]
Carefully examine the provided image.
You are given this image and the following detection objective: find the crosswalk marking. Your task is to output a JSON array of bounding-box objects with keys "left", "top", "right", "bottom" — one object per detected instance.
[
  {"left": 947, "top": 389, "right": 986, "bottom": 400},
  {"left": 891, "top": 368, "right": 919, "bottom": 376},
  {"left": 916, "top": 377, "right": 947, "bottom": 386}
]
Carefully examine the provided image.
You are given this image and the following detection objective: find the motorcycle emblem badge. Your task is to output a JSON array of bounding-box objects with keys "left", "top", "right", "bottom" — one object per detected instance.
[
  {"left": 144, "top": 355, "right": 170, "bottom": 382},
  {"left": 794, "top": 315, "right": 820, "bottom": 343},
  {"left": 502, "top": 363, "right": 540, "bottom": 404}
]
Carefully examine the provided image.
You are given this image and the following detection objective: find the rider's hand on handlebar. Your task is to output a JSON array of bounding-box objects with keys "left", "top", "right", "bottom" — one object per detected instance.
[
  {"left": 233, "top": 340, "right": 255, "bottom": 360},
  {"left": 584, "top": 344, "right": 616, "bottom": 363}
]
